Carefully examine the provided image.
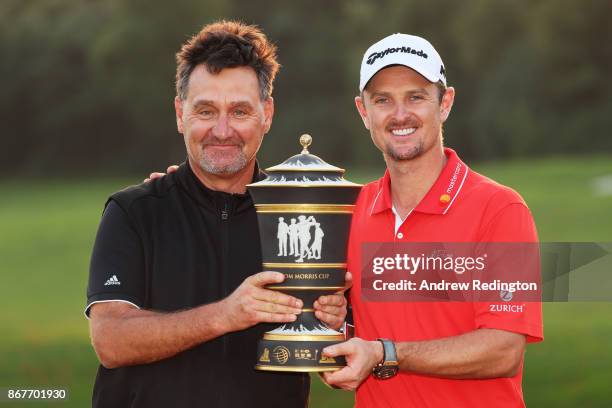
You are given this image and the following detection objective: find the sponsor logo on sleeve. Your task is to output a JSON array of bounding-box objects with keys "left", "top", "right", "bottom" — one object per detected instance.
[{"left": 104, "top": 275, "right": 121, "bottom": 286}]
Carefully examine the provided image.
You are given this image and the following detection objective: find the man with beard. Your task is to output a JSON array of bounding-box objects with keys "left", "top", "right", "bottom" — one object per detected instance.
[
  {"left": 321, "top": 34, "right": 543, "bottom": 408},
  {"left": 85, "top": 21, "right": 347, "bottom": 408}
]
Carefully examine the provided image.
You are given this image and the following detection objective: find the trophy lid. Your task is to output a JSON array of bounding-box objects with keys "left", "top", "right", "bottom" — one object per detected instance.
[{"left": 249, "top": 134, "right": 361, "bottom": 187}]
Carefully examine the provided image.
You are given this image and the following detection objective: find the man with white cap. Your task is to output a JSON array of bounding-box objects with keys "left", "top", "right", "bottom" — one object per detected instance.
[{"left": 321, "top": 34, "right": 543, "bottom": 407}]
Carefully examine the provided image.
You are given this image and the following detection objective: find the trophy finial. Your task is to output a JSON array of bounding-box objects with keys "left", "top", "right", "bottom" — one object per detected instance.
[{"left": 300, "top": 134, "right": 312, "bottom": 154}]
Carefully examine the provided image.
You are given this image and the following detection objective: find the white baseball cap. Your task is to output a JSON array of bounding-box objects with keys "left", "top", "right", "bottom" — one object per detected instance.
[{"left": 359, "top": 33, "right": 446, "bottom": 92}]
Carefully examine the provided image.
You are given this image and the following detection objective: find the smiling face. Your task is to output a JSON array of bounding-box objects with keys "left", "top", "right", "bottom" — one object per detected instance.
[
  {"left": 174, "top": 65, "right": 273, "bottom": 176},
  {"left": 355, "top": 65, "right": 454, "bottom": 163}
]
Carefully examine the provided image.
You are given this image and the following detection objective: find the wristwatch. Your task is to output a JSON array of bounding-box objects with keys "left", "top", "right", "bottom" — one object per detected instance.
[{"left": 372, "top": 338, "right": 399, "bottom": 379}]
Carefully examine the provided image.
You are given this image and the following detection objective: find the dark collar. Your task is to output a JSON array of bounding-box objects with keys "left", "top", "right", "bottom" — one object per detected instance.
[{"left": 175, "top": 160, "right": 266, "bottom": 214}]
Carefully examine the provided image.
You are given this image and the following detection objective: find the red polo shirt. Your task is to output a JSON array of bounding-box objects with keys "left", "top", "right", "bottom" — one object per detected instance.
[{"left": 348, "top": 148, "right": 543, "bottom": 408}]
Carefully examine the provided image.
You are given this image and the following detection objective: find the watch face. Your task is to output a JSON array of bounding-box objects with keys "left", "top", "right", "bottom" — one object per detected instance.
[{"left": 373, "top": 365, "right": 398, "bottom": 380}]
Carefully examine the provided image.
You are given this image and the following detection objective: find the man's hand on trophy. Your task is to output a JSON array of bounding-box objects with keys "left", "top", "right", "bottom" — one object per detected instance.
[
  {"left": 314, "top": 271, "right": 352, "bottom": 331},
  {"left": 220, "top": 271, "right": 303, "bottom": 332},
  {"left": 143, "top": 165, "right": 179, "bottom": 183},
  {"left": 320, "top": 337, "right": 384, "bottom": 391}
]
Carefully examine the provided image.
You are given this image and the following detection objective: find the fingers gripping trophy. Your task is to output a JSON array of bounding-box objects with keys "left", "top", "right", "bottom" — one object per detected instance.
[{"left": 247, "top": 135, "right": 362, "bottom": 372}]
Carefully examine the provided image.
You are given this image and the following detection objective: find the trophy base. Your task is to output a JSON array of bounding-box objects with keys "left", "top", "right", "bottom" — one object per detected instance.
[{"left": 255, "top": 327, "right": 347, "bottom": 372}]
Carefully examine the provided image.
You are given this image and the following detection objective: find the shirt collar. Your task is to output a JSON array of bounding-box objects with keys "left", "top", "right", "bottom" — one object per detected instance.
[
  {"left": 176, "top": 160, "right": 265, "bottom": 213},
  {"left": 370, "top": 147, "right": 469, "bottom": 216}
]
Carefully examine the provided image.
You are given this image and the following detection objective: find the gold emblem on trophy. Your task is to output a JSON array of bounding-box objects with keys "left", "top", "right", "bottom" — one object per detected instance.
[
  {"left": 259, "top": 348, "right": 271, "bottom": 363},
  {"left": 272, "top": 346, "right": 291, "bottom": 365},
  {"left": 319, "top": 355, "right": 337, "bottom": 364}
]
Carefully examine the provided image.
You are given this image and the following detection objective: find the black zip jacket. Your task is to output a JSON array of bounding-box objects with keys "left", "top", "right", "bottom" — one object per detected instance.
[{"left": 86, "top": 161, "right": 309, "bottom": 407}]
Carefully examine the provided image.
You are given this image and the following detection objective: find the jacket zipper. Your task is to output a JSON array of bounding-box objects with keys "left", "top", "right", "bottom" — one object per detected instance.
[
  {"left": 220, "top": 198, "right": 230, "bottom": 406},
  {"left": 221, "top": 202, "right": 229, "bottom": 220}
]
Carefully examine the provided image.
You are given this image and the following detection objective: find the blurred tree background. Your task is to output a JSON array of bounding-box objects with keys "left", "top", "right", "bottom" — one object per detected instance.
[{"left": 1, "top": 0, "right": 610, "bottom": 177}]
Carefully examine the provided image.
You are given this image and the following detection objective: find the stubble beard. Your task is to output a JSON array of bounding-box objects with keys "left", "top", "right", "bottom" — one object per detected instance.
[
  {"left": 187, "top": 137, "right": 249, "bottom": 176},
  {"left": 385, "top": 139, "right": 424, "bottom": 162},
  {"left": 198, "top": 148, "right": 248, "bottom": 175},
  {"left": 382, "top": 116, "right": 426, "bottom": 162},
  {"left": 199, "top": 152, "right": 248, "bottom": 175}
]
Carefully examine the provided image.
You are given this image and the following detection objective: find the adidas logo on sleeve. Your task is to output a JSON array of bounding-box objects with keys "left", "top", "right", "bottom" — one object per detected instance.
[{"left": 104, "top": 275, "right": 121, "bottom": 286}]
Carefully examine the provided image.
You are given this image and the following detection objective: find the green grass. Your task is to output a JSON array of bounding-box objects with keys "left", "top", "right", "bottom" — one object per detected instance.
[{"left": 1, "top": 155, "right": 611, "bottom": 407}]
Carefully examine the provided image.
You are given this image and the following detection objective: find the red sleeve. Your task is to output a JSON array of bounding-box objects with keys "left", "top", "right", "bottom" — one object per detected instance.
[{"left": 474, "top": 201, "right": 543, "bottom": 343}]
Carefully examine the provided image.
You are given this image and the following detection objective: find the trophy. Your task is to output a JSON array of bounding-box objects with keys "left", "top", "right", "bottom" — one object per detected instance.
[{"left": 247, "top": 134, "right": 362, "bottom": 372}]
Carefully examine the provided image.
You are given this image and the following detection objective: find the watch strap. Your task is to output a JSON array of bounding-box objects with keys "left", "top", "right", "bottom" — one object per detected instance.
[{"left": 377, "top": 338, "right": 398, "bottom": 364}]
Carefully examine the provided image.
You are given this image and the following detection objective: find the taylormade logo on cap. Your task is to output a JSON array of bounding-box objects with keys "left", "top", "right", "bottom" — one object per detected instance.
[
  {"left": 359, "top": 33, "right": 446, "bottom": 92},
  {"left": 366, "top": 47, "right": 428, "bottom": 65}
]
